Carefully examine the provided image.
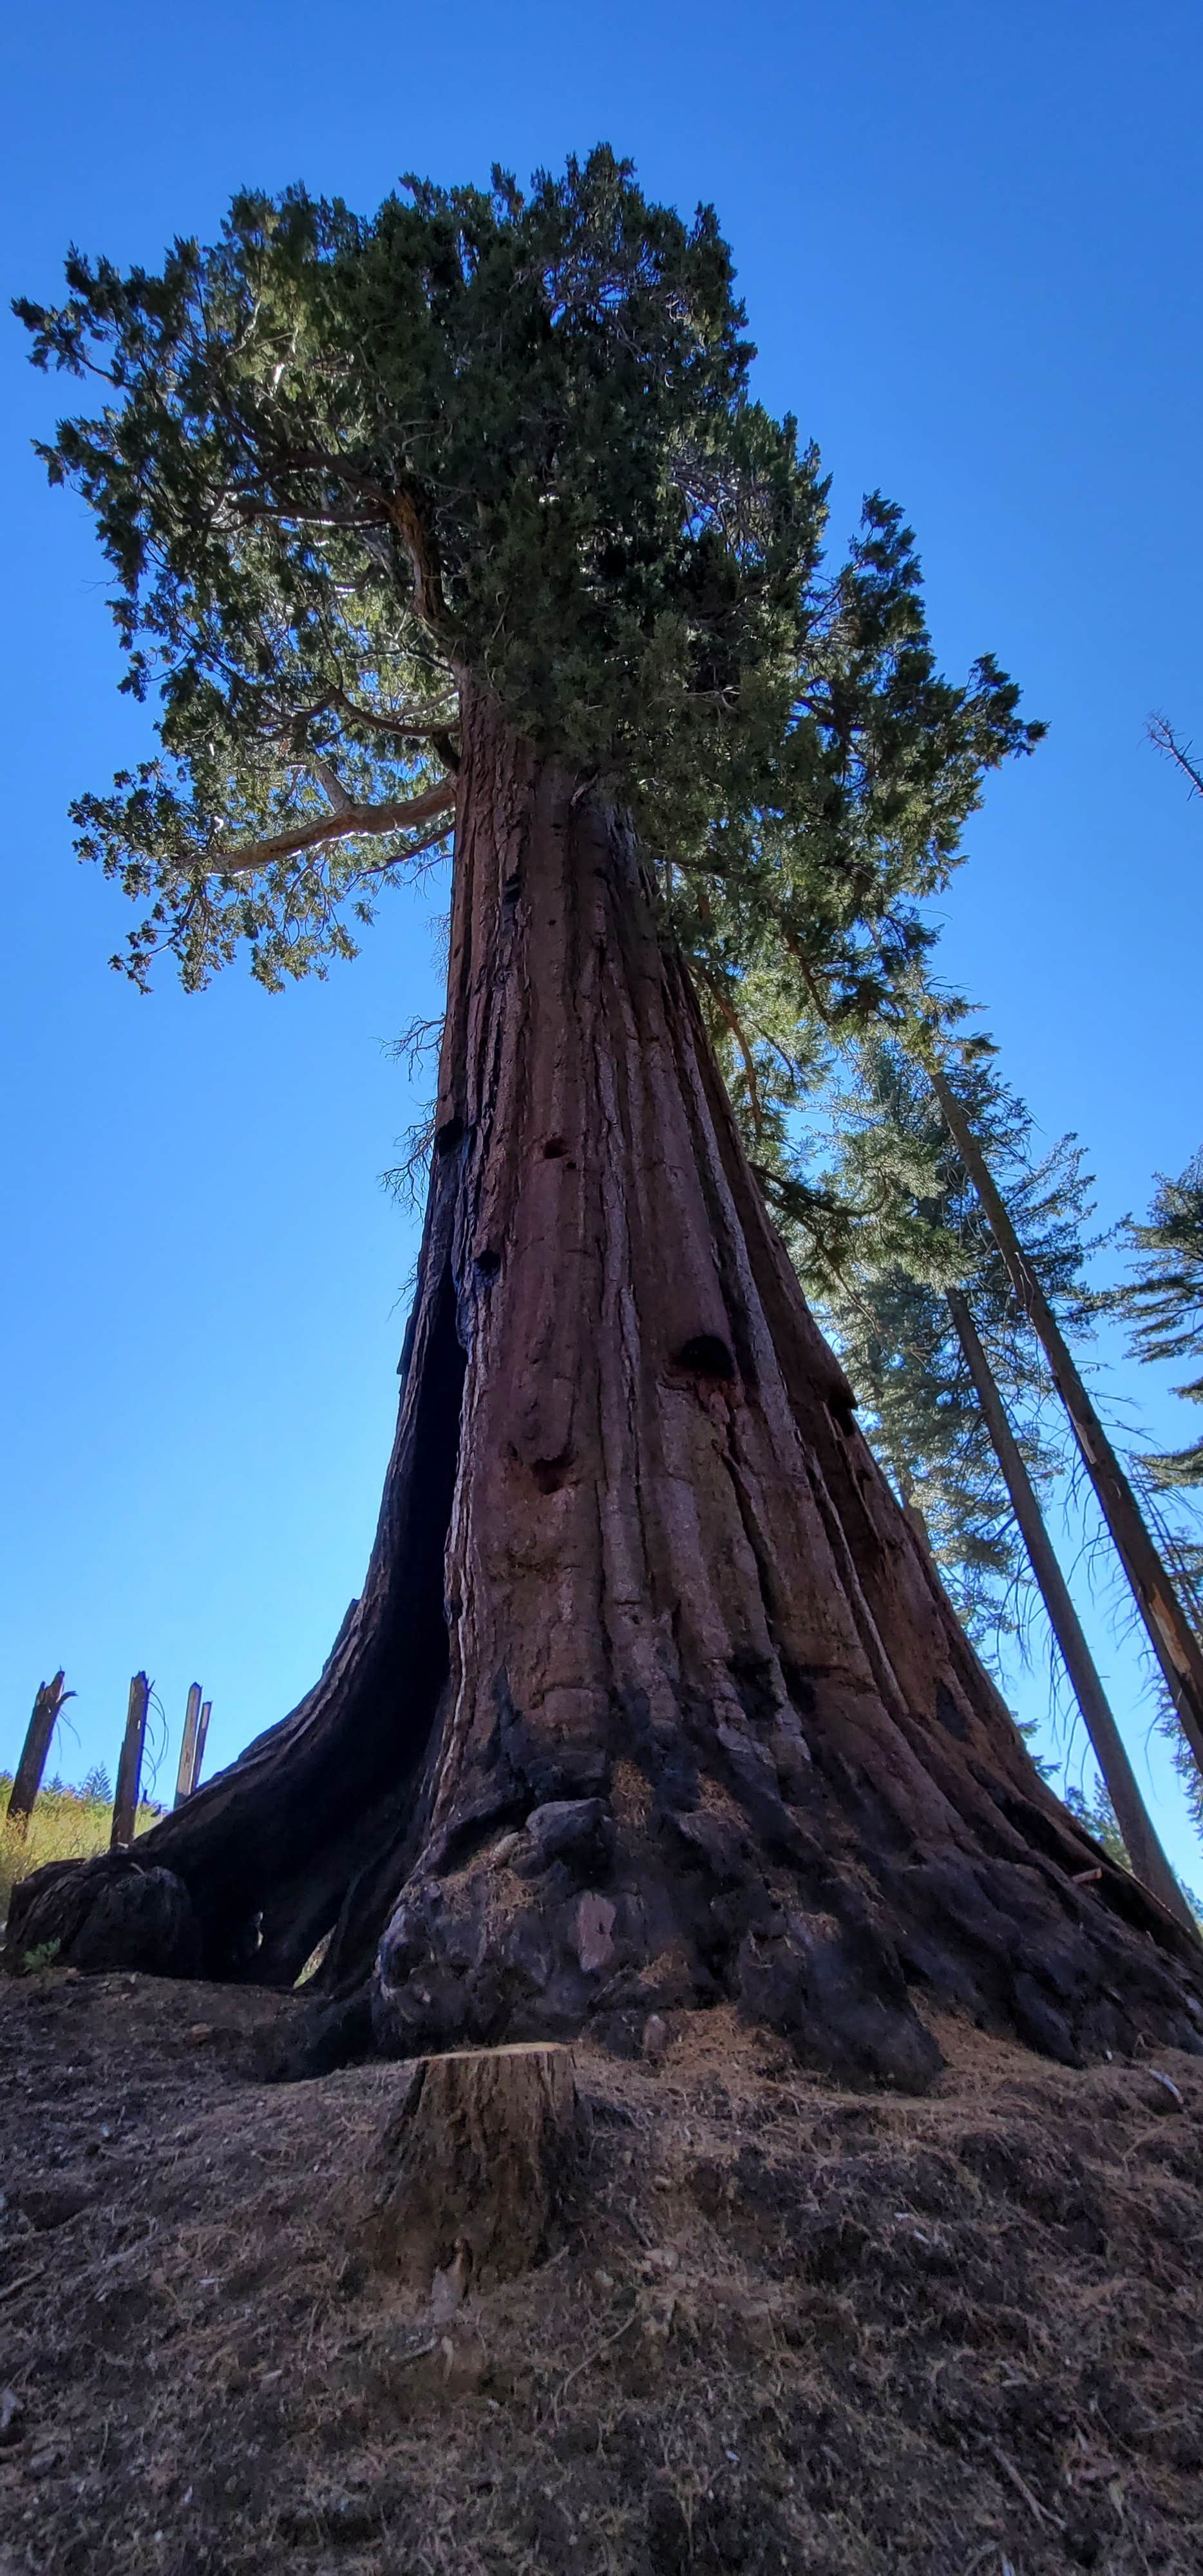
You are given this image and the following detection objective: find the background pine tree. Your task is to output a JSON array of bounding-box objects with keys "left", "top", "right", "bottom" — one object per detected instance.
[{"left": 1114, "top": 1148, "right": 1203, "bottom": 1493}]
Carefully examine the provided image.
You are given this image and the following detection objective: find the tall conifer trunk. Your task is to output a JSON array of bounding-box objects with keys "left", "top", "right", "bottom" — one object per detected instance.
[
  {"left": 945, "top": 1287, "right": 1192, "bottom": 1931},
  {"left": 8, "top": 696, "right": 1202, "bottom": 2078},
  {"left": 931, "top": 1066, "right": 1203, "bottom": 1772}
]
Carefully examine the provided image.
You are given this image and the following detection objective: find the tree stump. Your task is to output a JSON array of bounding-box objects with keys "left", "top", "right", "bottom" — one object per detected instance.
[{"left": 365, "top": 2042, "right": 580, "bottom": 2295}]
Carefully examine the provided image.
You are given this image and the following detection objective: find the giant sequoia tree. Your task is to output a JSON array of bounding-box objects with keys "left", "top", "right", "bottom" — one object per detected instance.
[{"left": 10, "top": 156, "right": 1201, "bottom": 2081}]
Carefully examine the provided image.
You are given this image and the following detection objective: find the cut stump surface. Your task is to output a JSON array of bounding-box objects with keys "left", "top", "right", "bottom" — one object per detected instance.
[{"left": 365, "top": 2041, "right": 580, "bottom": 2293}]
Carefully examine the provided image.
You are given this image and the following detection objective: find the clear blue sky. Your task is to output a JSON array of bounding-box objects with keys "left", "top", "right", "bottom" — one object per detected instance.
[{"left": 3, "top": 2, "right": 1200, "bottom": 1873}]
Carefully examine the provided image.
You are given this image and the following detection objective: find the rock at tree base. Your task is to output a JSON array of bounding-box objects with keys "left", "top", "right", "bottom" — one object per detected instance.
[
  {"left": 364, "top": 2041, "right": 581, "bottom": 2293},
  {"left": 3, "top": 1851, "right": 200, "bottom": 1978}
]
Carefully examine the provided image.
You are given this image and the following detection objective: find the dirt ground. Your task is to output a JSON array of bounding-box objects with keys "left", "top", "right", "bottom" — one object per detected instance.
[{"left": 0, "top": 1971, "right": 1200, "bottom": 2575}]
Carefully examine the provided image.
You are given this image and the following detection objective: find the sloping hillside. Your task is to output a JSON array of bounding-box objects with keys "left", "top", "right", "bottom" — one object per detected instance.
[{"left": 1, "top": 1971, "right": 1200, "bottom": 2575}]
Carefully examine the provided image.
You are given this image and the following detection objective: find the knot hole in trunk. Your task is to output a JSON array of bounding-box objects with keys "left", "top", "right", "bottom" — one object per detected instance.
[{"left": 531, "top": 1450, "right": 571, "bottom": 1495}]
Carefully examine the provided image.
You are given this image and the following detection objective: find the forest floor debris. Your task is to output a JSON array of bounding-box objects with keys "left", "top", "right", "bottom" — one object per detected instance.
[{"left": 1, "top": 1971, "right": 1200, "bottom": 2573}]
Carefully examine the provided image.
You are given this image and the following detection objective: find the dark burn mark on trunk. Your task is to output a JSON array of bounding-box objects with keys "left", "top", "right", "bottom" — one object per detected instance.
[
  {"left": 674, "top": 1333, "right": 737, "bottom": 1380},
  {"left": 435, "top": 1114, "right": 466, "bottom": 1155},
  {"left": 728, "top": 1651, "right": 780, "bottom": 1730},
  {"left": 489, "top": 1670, "right": 609, "bottom": 1808},
  {"left": 934, "top": 1680, "right": 969, "bottom": 1741},
  {"left": 257, "top": 1251, "right": 469, "bottom": 1988},
  {"left": 384, "top": 1250, "right": 467, "bottom": 1748}
]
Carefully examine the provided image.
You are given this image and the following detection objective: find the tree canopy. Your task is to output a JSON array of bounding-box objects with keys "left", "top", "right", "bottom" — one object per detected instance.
[{"left": 19, "top": 149, "right": 1039, "bottom": 995}]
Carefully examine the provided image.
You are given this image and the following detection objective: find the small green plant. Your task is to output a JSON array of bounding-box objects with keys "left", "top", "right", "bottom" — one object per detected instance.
[{"left": 20, "top": 1938, "right": 61, "bottom": 1975}]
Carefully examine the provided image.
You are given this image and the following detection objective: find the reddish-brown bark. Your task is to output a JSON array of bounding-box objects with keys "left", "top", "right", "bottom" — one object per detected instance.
[{"left": 8, "top": 693, "right": 1202, "bottom": 2085}]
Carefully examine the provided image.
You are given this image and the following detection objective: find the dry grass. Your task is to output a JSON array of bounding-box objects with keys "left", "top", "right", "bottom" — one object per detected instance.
[{"left": 0, "top": 1780, "right": 159, "bottom": 1926}]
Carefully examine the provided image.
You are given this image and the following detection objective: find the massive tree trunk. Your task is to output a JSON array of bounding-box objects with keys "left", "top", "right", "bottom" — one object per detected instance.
[{"left": 8, "top": 694, "right": 1202, "bottom": 2083}]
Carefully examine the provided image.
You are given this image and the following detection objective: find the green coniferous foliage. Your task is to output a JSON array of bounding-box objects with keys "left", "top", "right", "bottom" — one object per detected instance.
[
  {"left": 1096, "top": 1149, "right": 1203, "bottom": 1845},
  {"left": 782, "top": 1038, "right": 1095, "bottom": 1650},
  {"left": 697, "top": 813, "right": 1203, "bottom": 1897},
  {"left": 764, "top": 1041, "right": 1203, "bottom": 1922},
  {"left": 1067, "top": 1744, "right": 1203, "bottom": 1926},
  {"left": 1063, "top": 1779, "right": 1130, "bottom": 1871},
  {"left": 1113, "top": 1149, "right": 1203, "bottom": 1492},
  {"left": 1126, "top": 1480, "right": 1203, "bottom": 1847},
  {"left": 15, "top": 163, "right": 1037, "bottom": 996},
  {"left": 670, "top": 501, "right": 1041, "bottom": 1152}
]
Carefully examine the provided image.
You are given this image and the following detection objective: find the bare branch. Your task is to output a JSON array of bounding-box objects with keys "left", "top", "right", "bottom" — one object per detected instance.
[
  {"left": 197, "top": 777, "right": 457, "bottom": 881},
  {"left": 387, "top": 1014, "right": 445, "bottom": 1079},
  {"left": 225, "top": 434, "right": 457, "bottom": 640},
  {"left": 330, "top": 688, "right": 460, "bottom": 744},
  {"left": 1148, "top": 712, "right": 1203, "bottom": 804},
  {"left": 357, "top": 821, "right": 457, "bottom": 880},
  {"left": 383, "top": 1108, "right": 437, "bottom": 1212},
  {"left": 227, "top": 495, "right": 390, "bottom": 533},
  {"left": 777, "top": 919, "right": 833, "bottom": 1025},
  {"left": 308, "top": 754, "right": 353, "bottom": 813}
]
